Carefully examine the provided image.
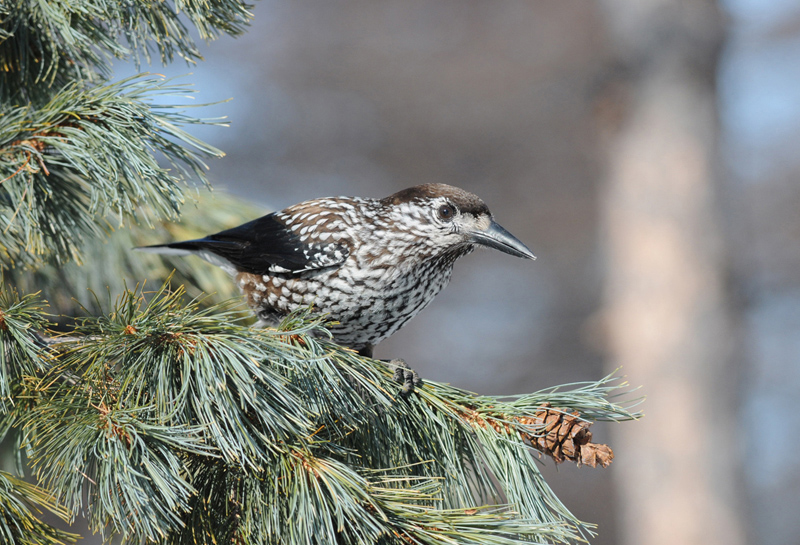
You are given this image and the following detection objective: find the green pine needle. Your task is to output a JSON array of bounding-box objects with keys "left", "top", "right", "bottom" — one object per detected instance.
[
  {"left": 0, "top": 288, "right": 50, "bottom": 415},
  {"left": 0, "top": 471, "right": 78, "bottom": 545},
  {"left": 0, "top": 0, "right": 253, "bottom": 99},
  {"left": 0, "top": 75, "right": 228, "bottom": 269},
  {"left": 3, "top": 283, "right": 639, "bottom": 544}
]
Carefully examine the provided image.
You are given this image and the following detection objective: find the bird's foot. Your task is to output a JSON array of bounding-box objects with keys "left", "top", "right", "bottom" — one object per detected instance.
[{"left": 386, "top": 359, "right": 423, "bottom": 397}]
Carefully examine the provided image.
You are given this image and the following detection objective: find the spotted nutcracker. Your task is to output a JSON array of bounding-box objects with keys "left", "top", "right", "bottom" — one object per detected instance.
[{"left": 139, "top": 184, "right": 535, "bottom": 388}]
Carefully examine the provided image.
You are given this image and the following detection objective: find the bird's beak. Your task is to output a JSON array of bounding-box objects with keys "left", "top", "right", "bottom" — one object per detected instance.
[{"left": 470, "top": 220, "right": 536, "bottom": 260}]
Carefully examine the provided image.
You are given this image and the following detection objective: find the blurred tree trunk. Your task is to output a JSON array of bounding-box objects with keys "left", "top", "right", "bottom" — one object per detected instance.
[{"left": 597, "top": 2, "right": 747, "bottom": 544}]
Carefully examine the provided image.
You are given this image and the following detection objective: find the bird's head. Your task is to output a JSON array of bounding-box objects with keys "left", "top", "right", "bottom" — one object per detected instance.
[{"left": 380, "top": 184, "right": 536, "bottom": 261}]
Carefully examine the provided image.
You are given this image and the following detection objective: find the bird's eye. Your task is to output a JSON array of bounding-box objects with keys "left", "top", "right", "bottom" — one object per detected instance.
[{"left": 437, "top": 204, "right": 455, "bottom": 220}]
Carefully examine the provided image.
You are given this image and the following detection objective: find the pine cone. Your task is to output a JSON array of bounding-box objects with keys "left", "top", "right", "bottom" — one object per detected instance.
[{"left": 518, "top": 403, "right": 614, "bottom": 468}]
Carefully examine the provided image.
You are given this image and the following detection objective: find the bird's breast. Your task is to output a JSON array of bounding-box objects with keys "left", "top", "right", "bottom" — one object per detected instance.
[{"left": 236, "top": 248, "right": 464, "bottom": 348}]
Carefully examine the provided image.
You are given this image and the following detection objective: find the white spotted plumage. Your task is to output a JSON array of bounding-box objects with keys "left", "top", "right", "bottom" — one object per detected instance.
[
  {"left": 233, "top": 192, "right": 479, "bottom": 353},
  {"left": 140, "top": 184, "right": 534, "bottom": 357}
]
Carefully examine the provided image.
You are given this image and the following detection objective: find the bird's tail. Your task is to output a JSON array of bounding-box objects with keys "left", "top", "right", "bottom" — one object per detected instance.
[
  {"left": 134, "top": 241, "right": 204, "bottom": 256},
  {"left": 134, "top": 240, "right": 239, "bottom": 276}
]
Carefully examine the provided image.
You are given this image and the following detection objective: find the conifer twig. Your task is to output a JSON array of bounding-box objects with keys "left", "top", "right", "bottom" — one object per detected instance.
[{"left": 2, "top": 285, "right": 639, "bottom": 544}]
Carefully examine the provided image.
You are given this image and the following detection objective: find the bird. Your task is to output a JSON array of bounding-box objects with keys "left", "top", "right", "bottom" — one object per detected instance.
[{"left": 138, "top": 184, "right": 534, "bottom": 388}]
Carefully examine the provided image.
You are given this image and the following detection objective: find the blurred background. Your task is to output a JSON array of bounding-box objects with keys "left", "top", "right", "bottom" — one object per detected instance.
[{"left": 106, "top": 0, "right": 800, "bottom": 543}]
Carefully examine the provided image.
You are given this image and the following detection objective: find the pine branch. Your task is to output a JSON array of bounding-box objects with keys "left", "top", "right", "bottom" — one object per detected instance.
[
  {"left": 0, "top": 471, "right": 78, "bottom": 545},
  {"left": 0, "top": 0, "right": 253, "bottom": 102},
  {"left": 0, "top": 75, "right": 226, "bottom": 269},
  {"left": 0, "top": 289, "right": 76, "bottom": 544},
  {"left": 179, "top": 451, "right": 580, "bottom": 545},
  {"left": 1, "top": 0, "right": 253, "bottom": 269},
  {"left": 3, "top": 284, "right": 639, "bottom": 544},
  {"left": 0, "top": 288, "right": 50, "bottom": 416}
]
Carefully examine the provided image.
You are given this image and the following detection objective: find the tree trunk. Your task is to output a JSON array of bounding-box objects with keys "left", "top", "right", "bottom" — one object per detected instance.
[{"left": 598, "top": 2, "right": 747, "bottom": 544}]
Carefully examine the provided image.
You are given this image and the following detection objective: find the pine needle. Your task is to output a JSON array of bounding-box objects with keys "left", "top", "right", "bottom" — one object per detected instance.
[{"left": 4, "top": 284, "right": 639, "bottom": 544}]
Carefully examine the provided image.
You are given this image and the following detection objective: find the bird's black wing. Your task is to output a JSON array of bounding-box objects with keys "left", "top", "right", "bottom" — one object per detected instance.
[{"left": 143, "top": 213, "right": 350, "bottom": 275}]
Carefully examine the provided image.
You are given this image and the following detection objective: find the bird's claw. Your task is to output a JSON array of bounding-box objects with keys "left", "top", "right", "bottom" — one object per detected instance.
[{"left": 388, "top": 359, "right": 423, "bottom": 397}]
